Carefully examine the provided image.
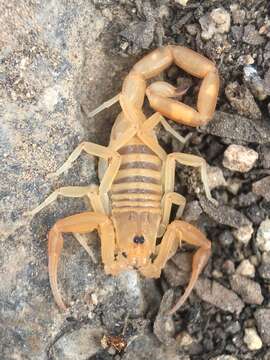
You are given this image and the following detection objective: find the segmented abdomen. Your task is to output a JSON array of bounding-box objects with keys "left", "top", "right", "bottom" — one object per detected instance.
[{"left": 111, "top": 138, "right": 162, "bottom": 214}]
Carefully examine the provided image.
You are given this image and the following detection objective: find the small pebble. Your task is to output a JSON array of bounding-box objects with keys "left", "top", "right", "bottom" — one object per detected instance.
[
  {"left": 223, "top": 145, "right": 258, "bottom": 173},
  {"left": 244, "top": 66, "right": 270, "bottom": 100},
  {"left": 256, "top": 219, "right": 270, "bottom": 252},
  {"left": 181, "top": 201, "right": 202, "bottom": 222},
  {"left": 225, "top": 81, "right": 261, "bottom": 119},
  {"left": 222, "top": 260, "right": 235, "bottom": 275},
  {"left": 176, "top": 331, "right": 193, "bottom": 347},
  {"left": 210, "top": 355, "right": 239, "bottom": 360},
  {"left": 259, "top": 252, "right": 270, "bottom": 280},
  {"left": 219, "top": 230, "right": 234, "bottom": 247},
  {"left": 230, "top": 5, "right": 245, "bottom": 25},
  {"left": 230, "top": 275, "right": 264, "bottom": 305},
  {"left": 195, "top": 278, "right": 244, "bottom": 314},
  {"left": 253, "top": 176, "right": 270, "bottom": 201},
  {"left": 244, "top": 328, "right": 263, "bottom": 350},
  {"left": 243, "top": 25, "right": 265, "bottom": 46},
  {"left": 206, "top": 165, "right": 227, "bottom": 190},
  {"left": 255, "top": 308, "right": 270, "bottom": 345},
  {"left": 233, "top": 224, "right": 254, "bottom": 245},
  {"left": 200, "top": 7, "right": 231, "bottom": 40},
  {"left": 236, "top": 259, "right": 255, "bottom": 278}
]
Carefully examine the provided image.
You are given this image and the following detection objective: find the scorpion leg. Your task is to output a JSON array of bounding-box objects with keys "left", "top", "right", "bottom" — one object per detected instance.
[
  {"left": 167, "top": 221, "right": 211, "bottom": 315},
  {"left": 141, "top": 220, "right": 211, "bottom": 314},
  {"left": 165, "top": 152, "right": 217, "bottom": 205},
  {"left": 27, "top": 185, "right": 100, "bottom": 217},
  {"left": 48, "top": 212, "right": 115, "bottom": 310},
  {"left": 158, "top": 192, "right": 186, "bottom": 237},
  {"left": 47, "top": 141, "right": 122, "bottom": 213}
]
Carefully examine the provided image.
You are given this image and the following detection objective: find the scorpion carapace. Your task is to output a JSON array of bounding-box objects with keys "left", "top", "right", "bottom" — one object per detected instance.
[{"left": 28, "top": 45, "right": 219, "bottom": 314}]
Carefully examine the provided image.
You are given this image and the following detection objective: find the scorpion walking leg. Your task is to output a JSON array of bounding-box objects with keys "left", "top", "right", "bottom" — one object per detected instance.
[
  {"left": 167, "top": 221, "right": 211, "bottom": 315},
  {"left": 48, "top": 212, "right": 115, "bottom": 310},
  {"left": 27, "top": 186, "right": 100, "bottom": 216},
  {"left": 141, "top": 220, "right": 211, "bottom": 314},
  {"left": 158, "top": 192, "right": 186, "bottom": 237},
  {"left": 165, "top": 152, "right": 216, "bottom": 204},
  {"left": 47, "top": 142, "right": 122, "bottom": 213}
]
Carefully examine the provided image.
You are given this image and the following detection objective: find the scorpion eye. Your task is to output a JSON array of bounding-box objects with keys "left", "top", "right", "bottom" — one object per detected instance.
[{"left": 133, "top": 235, "right": 145, "bottom": 244}]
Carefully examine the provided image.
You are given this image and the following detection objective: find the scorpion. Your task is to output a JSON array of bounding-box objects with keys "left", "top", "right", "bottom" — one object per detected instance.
[{"left": 28, "top": 45, "right": 219, "bottom": 314}]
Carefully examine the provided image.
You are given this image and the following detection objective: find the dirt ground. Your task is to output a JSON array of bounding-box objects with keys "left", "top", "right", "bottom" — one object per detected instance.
[{"left": 1, "top": 1, "right": 270, "bottom": 359}]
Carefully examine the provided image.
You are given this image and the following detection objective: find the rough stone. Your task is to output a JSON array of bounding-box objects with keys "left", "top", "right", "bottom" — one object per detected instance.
[
  {"left": 243, "top": 25, "right": 265, "bottom": 45},
  {"left": 253, "top": 176, "right": 270, "bottom": 201},
  {"left": 236, "top": 259, "right": 255, "bottom": 278},
  {"left": 243, "top": 328, "right": 263, "bottom": 351},
  {"left": 233, "top": 224, "right": 254, "bottom": 245},
  {"left": 244, "top": 66, "right": 270, "bottom": 101},
  {"left": 52, "top": 326, "right": 104, "bottom": 359},
  {"left": 153, "top": 290, "right": 175, "bottom": 345},
  {"left": 256, "top": 219, "right": 270, "bottom": 252},
  {"left": 210, "top": 356, "right": 239, "bottom": 360},
  {"left": 223, "top": 145, "right": 258, "bottom": 173},
  {"left": 163, "top": 252, "right": 192, "bottom": 287},
  {"left": 200, "top": 8, "right": 231, "bottom": 40},
  {"left": 225, "top": 82, "right": 261, "bottom": 119},
  {"left": 229, "top": 274, "right": 264, "bottom": 305},
  {"left": 254, "top": 308, "right": 270, "bottom": 345},
  {"left": 199, "top": 196, "right": 251, "bottom": 229},
  {"left": 206, "top": 165, "right": 227, "bottom": 190},
  {"left": 182, "top": 201, "right": 202, "bottom": 222},
  {"left": 231, "top": 6, "right": 245, "bottom": 25},
  {"left": 259, "top": 252, "right": 270, "bottom": 280},
  {"left": 200, "top": 111, "right": 270, "bottom": 144},
  {"left": 195, "top": 278, "right": 244, "bottom": 314}
]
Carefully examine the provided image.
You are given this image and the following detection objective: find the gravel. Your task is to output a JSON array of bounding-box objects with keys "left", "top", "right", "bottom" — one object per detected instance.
[
  {"left": 243, "top": 327, "right": 263, "bottom": 351},
  {"left": 236, "top": 259, "right": 255, "bottom": 278},
  {"left": 229, "top": 274, "right": 264, "bottom": 305},
  {"left": 255, "top": 308, "right": 270, "bottom": 345},
  {"left": 252, "top": 176, "right": 270, "bottom": 202},
  {"left": 195, "top": 278, "right": 244, "bottom": 315},
  {"left": 223, "top": 145, "right": 259, "bottom": 173}
]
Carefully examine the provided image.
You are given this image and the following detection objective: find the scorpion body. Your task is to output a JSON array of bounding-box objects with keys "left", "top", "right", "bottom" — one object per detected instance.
[{"left": 28, "top": 46, "right": 219, "bottom": 314}]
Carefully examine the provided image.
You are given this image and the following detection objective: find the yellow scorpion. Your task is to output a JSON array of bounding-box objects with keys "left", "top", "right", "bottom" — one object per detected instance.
[{"left": 28, "top": 45, "right": 219, "bottom": 314}]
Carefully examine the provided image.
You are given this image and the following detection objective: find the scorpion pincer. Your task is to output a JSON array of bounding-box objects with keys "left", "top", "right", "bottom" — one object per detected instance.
[{"left": 28, "top": 45, "right": 219, "bottom": 314}]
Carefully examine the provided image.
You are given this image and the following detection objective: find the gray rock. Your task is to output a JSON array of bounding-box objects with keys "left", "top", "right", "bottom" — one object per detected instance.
[
  {"left": 182, "top": 201, "right": 203, "bottom": 222},
  {"left": 244, "top": 66, "right": 270, "bottom": 101},
  {"left": 52, "top": 326, "right": 104, "bottom": 359},
  {"left": 243, "top": 327, "right": 263, "bottom": 351},
  {"left": 200, "top": 111, "right": 270, "bottom": 144},
  {"left": 153, "top": 289, "right": 175, "bottom": 345},
  {"left": 254, "top": 308, "right": 270, "bottom": 345},
  {"left": 199, "top": 8, "right": 231, "bottom": 40},
  {"left": 256, "top": 219, "right": 270, "bottom": 252},
  {"left": 229, "top": 274, "right": 264, "bottom": 305},
  {"left": 122, "top": 333, "right": 186, "bottom": 360},
  {"left": 259, "top": 252, "right": 270, "bottom": 280},
  {"left": 199, "top": 195, "right": 251, "bottom": 229},
  {"left": 253, "top": 176, "right": 270, "bottom": 201},
  {"left": 243, "top": 25, "right": 265, "bottom": 45},
  {"left": 236, "top": 259, "right": 255, "bottom": 278},
  {"left": 225, "top": 82, "right": 261, "bottom": 119},
  {"left": 210, "top": 356, "right": 239, "bottom": 360},
  {"left": 195, "top": 278, "right": 244, "bottom": 314},
  {"left": 223, "top": 145, "right": 258, "bottom": 173},
  {"left": 233, "top": 224, "right": 254, "bottom": 245}
]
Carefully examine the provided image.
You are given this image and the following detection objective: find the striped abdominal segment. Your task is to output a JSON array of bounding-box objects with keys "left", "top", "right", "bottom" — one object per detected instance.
[{"left": 111, "top": 141, "right": 163, "bottom": 213}]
